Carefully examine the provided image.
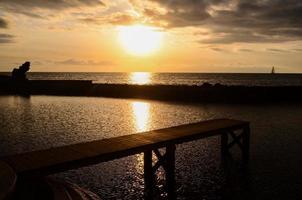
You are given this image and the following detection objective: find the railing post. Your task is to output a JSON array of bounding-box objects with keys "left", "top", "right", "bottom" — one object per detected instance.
[
  {"left": 144, "top": 150, "right": 154, "bottom": 200},
  {"left": 166, "top": 144, "right": 176, "bottom": 200},
  {"left": 242, "top": 125, "right": 250, "bottom": 164}
]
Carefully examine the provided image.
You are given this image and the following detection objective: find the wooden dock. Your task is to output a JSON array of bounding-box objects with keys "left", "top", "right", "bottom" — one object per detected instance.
[{"left": 0, "top": 118, "right": 250, "bottom": 200}]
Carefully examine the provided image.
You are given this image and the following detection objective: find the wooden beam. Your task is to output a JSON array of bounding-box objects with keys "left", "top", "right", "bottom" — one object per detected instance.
[
  {"left": 242, "top": 126, "right": 251, "bottom": 164},
  {"left": 144, "top": 150, "right": 154, "bottom": 200},
  {"left": 2, "top": 119, "right": 249, "bottom": 178},
  {"left": 166, "top": 144, "right": 176, "bottom": 200},
  {"left": 228, "top": 131, "right": 244, "bottom": 150},
  {"left": 221, "top": 132, "right": 229, "bottom": 159}
]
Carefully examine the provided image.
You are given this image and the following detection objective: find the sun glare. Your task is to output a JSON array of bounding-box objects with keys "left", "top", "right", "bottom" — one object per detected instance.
[
  {"left": 130, "top": 72, "right": 152, "bottom": 85},
  {"left": 118, "top": 25, "right": 163, "bottom": 56},
  {"left": 132, "top": 101, "right": 150, "bottom": 132}
]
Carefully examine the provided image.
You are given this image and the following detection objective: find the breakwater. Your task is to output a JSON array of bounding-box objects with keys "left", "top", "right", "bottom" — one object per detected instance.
[{"left": 1, "top": 80, "right": 302, "bottom": 103}]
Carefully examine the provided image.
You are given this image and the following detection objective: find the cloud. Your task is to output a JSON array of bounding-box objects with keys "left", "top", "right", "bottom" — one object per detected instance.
[
  {"left": 239, "top": 48, "right": 254, "bottom": 52},
  {"left": 55, "top": 59, "right": 114, "bottom": 66},
  {"left": 2, "top": 0, "right": 302, "bottom": 44},
  {"left": 0, "top": 34, "right": 14, "bottom": 43},
  {"left": 0, "top": 0, "right": 105, "bottom": 20},
  {"left": 266, "top": 48, "right": 289, "bottom": 53},
  {"left": 0, "top": 0, "right": 104, "bottom": 10},
  {"left": 200, "top": 31, "right": 296, "bottom": 44},
  {"left": 79, "top": 12, "right": 140, "bottom": 26},
  {"left": 201, "top": 0, "right": 302, "bottom": 44},
  {"left": 3, "top": 7, "right": 44, "bottom": 19},
  {"left": 211, "top": 47, "right": 225, "bottom": 52},
  {"left": 108, "top": 13, "right": 140, "bottom": 25},
  {"left": 0, "top": 18, "right": 8, "bottom": 28},
  {"left": 130, "top": 0, "right": 302, "bottom": 44},
  {"left": 131, "top": 0, "right": 213, "bottom": 28}
]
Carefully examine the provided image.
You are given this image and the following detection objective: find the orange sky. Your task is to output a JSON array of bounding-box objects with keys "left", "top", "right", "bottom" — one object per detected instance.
[{"left": 0, "top": 0, "right": 301, "bottom": 72}]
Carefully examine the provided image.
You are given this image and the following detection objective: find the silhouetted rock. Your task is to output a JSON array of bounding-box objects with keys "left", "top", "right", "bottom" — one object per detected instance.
[
  {"left": 214, "top": 83, "right": 223, "bottom": 87},
  {"left": 202, "top": 82, "right": 212, "bottom": 87},
  {"left": 11, "top": 61, "right": 30, "bottom": 81}
]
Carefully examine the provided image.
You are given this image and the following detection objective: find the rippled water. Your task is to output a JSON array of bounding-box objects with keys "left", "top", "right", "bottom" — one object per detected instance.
[
  {"left": 2, "top": 72, "right": 302, "bottom": 86},
  {"left": 0, "top": 96, "right": 302, "bottom": 199}
]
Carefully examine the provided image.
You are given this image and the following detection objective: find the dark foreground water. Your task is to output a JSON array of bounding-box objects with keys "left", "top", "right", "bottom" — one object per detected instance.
[{"left": 0, "top": 96, "right": 302, "bottom": 199}]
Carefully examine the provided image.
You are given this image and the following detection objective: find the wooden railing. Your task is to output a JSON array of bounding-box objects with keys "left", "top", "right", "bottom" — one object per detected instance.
[{"left": 1, "top": 118, "right": 250, "bottom": 200}]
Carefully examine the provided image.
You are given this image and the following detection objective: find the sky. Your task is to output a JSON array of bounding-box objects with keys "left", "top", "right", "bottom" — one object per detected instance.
[{"left": 0, "top": 0, "right": 302, "bottom": 72}]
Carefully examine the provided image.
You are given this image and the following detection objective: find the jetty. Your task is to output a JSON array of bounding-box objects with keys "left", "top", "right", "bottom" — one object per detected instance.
[
  {"left": 1, "top": 79, "right": 302, "bottom": 103},
  {"left": 0, "top": 118, "right": 250, "bottom": 200},
  {"left": 1, "top": 62, "right": 301, "bottom": 102}
]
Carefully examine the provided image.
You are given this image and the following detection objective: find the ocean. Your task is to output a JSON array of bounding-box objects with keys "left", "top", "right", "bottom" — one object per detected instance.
[
  {"left": 0, "top": 73, "right": 302, "bottom": 199},
  {"left": 2, "top": 72, "right": 302, "bottom": 86}
]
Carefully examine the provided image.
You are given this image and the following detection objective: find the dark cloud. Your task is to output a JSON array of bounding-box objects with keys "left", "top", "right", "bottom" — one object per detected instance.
[
  {"left": 0, "top": 0, "right": 104, "bottom": 19},
  {"left": 0, "top": 0, "right": 104, "bottom": 10},
  {"left": 0, "top": 34, "right": 14, "bottom": 43},
  {"left": 140, "top": 0, "right": 213, "bottom": 28},
  {"left": 4, "top": 7, "right": 44, "bottom": 19},
  {"left": 131, "top": 0, "right": 302, "bottom": 44},
  {"left": 200, "top": 31, "right": 296, "bottom": 44},
  {"left": 0, "top": 18, "right": 8, "bottom": 28},
  {"left": 202, "top": 0, "right": 302, "bottom": 43}
]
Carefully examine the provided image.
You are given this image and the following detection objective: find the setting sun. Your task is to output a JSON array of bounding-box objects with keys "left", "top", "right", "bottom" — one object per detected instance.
[{"left": 118, "top": 25, "right": 163, "bottom": 56}]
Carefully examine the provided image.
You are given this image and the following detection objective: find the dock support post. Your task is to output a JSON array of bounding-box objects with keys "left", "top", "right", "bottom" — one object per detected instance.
[
  {"left": 242, "top": 126, "right": 250, "bottom": 164},
  {"left": 144, "top": 150, "right": 153, "bottom": 200},
  {"left": 221, "top": 124, "right": 250, "bottom": 166},
  {"left": 166, "top": 144, "right": 176, "bottom": 200}
]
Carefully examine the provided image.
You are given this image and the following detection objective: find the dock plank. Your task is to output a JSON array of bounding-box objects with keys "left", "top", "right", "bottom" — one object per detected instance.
[{"left": 2, "top": 118, "right": 249, "bottom": 178}]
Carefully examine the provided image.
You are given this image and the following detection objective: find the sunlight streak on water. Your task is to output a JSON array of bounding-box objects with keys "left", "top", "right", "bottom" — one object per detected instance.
[
  {"left": 131, "top": 101, "right": 152, "bottom": 175},
  {"left": 131, "top": 101, "right": 151, "bottom": 132},
  {"left": 131, "top": 101, "right": 166, "bottom": 185},
  {"left": 129, "top": 72, "right": 152, "bottom": 85}
]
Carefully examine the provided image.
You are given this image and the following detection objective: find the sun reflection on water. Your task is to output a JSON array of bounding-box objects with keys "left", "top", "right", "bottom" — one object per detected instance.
[
  {"left": 132, "top": 101, "right": 151, "bottom": 132},
  {"left": 132, "top": 101, "right": 151, "bottom": 174},
  {"left": 130, "top": 72, "right": 152, "bottom": 85}
]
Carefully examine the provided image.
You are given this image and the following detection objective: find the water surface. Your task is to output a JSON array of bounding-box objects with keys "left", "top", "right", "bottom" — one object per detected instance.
[
  {"left": 2, "top": 72, "right": 302, "bottom": 86},
  {"left": 0, "top": 95, "right": 302, "bottom": 199}
]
